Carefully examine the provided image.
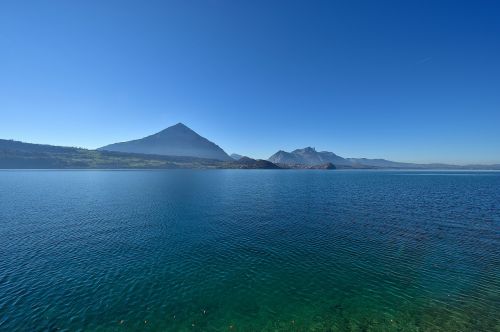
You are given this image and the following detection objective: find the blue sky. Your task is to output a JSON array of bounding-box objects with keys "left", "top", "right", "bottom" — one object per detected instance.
[{"left": 1, "top": 0, "right": 499, "bottom": 164}]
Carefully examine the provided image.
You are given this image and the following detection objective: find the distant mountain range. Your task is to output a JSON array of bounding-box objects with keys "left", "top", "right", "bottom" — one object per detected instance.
[
  {"left": 99, "top": 123, "right": 232, "bottom": 161},
  {"left": 1, "top": 123, "right": 499, "bottom": 170},
  {"left": 268, "top": 147, "right": 500, "bottom": 170}
]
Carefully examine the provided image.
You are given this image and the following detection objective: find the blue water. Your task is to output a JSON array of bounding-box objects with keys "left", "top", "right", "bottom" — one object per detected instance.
[{"left": 0, "top": 170, "right": 499, "bottom": 331}]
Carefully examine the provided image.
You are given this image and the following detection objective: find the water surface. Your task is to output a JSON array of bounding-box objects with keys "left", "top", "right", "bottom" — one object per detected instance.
[{"left": 0, "top": 170, "right": 499, "bottom": 331}]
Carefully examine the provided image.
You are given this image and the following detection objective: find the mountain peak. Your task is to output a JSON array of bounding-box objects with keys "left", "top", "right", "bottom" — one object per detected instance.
[
  {"left": 172, "top": 122, "right": 188, "bottom": 128},
  {"left": 161, "top": 122, "right": 192, "bottom": 133},
  {"left": 292, "top": 147, "right": 316, "bottom": 153}
]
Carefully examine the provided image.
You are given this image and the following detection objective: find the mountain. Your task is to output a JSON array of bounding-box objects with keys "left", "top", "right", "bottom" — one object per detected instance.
[
  {"left": 230, "top": 153, "right": 244, "bottom": 160},
  {"left": 268, "top": 147, "right": 352, "bottom": 166},
  {"left": 0, "top": 139, "right": 280, "bottom": 169},
  {"left": 99, "top": 123, "right": 232, "bottom": 161},
  {"left": 268, "top": 147, "right": 500, "bottom": 169}
]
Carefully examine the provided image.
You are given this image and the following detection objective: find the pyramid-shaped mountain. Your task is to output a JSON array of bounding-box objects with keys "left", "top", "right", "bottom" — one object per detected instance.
[{"left": 99, "top": 123, "right": 232, "bottom": 161}]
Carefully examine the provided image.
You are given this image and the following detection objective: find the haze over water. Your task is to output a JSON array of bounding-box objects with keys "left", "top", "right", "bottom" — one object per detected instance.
[{"left": 1, "top": 170, "right": 499, "bottom": 331}]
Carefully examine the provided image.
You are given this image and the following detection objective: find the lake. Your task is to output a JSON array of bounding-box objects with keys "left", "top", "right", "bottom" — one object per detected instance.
[{"left": 0, "top": 170, "right": 499, "bottom": 331}]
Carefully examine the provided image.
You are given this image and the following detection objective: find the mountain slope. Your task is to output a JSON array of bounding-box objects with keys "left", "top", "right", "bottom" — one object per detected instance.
[
  {"left": 99, "top": 123, "right": 232, "bottom": 161},
  {"left": 0, "top": 139, "right": 280, "bottom": 169}
]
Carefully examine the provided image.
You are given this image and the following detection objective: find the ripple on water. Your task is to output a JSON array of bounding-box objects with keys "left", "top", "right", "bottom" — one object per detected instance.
[{"left": 0, "top": 170, "right": 499, "bottom": 331}]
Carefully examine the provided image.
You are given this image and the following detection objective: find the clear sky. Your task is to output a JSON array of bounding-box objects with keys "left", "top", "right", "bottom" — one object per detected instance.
[{"left": 1, "top": 0, "right": 499, "bottom": 164}]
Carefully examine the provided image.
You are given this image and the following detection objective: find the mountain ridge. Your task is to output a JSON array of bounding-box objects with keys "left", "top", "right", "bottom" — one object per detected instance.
[
  {"left": 2, "top": 139, "right": 499, "bottom": 170},
  {"left": 1, "top": 124, "right": 499, "bottom": 169}
]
